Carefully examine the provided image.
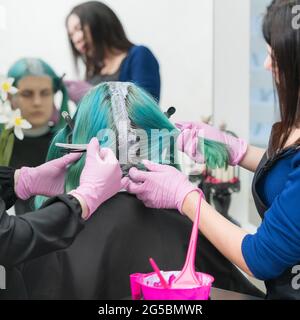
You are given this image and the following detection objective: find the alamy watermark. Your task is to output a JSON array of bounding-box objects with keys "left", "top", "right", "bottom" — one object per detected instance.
[
  {"left": 0, "top": 265, "right": 6, "bottom": 290},
  {"left": 292, "top": 5, "right": 300, "bottom": 30},
  {"left": 291, "top": 265, "right": 300, "bottom": 290},
  {"left": 94, "top": 123, "right": 205, "bottom": 175}
]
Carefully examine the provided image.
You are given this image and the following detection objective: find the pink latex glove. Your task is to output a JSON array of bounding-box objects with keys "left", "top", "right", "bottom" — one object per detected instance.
[
  {"left": 69, "top": 138, "right": 122, "bottom": 219},
  {"left": 64, "top": 80, "right": 92, "bottom": 103},
  {"left": 122, "top": 160, "right": 201, "bottom": 213},
  {"left": 15, "top": 153, "right": 82, "bottom": 200},
  {"left": 176, "top": 122, "right": 205, "bottom": 163},
  {"left": 176, "top": 121, "right": 248, "bottom": 166}
]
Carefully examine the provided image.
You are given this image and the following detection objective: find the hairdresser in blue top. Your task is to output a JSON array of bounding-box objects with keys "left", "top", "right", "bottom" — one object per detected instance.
[
  {"left": 123, "top": 0, "right": 300, "bottom": 300},
  {"left": 64, "top": 1, "right": 160, "bottom": 103}
]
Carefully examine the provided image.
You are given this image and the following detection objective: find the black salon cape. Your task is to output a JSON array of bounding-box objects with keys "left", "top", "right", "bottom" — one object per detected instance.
[
  {"left": 9, "top": 131, "right": 54, "bottom": 216},
  {"left": 0, "top": 167, "right": 84, "bottom": 299},
  {"left": 15, "top": 193, "right": 264, "bottom": 300}
]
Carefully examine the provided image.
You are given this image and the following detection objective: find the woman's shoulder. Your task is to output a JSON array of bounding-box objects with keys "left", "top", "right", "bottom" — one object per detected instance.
[
  {"left": 291, "top": 148, "right": 300, "bottom": 168},
  {"left": 284, "top": 149, "right": 300, "bottom": 188},
  {"left": 127, "top": 45, "right": 157, "bottom": 60}
]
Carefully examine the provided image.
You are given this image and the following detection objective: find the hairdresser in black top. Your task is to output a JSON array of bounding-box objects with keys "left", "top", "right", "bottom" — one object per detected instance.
[{"left": 0, "top": 138, "right": 122, "bottom": 268}]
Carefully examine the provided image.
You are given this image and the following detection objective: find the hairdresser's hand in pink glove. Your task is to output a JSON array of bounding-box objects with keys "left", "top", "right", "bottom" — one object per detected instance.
[
  {"left": 64, "top": 80, "right": 92, "bottom": 104},
  {"left": 69, "top": 138, "right": 122, "bottom": 219},
  {"left": 176, "top": 121, "right": 248, "bottom": 166},
  {"left": 15, "top": 153, "right": 82, "bottom": 200},
  {"left": 122, "top": 160, "right": 201, "bottom": 213}
]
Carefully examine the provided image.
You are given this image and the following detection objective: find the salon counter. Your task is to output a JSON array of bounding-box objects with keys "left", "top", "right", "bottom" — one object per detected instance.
[
  {"left": 125, "top": 287, "right": 263, "bottom": 300},
  {"left": 210, "top": 287, "right": 263, "bottom": 300}
]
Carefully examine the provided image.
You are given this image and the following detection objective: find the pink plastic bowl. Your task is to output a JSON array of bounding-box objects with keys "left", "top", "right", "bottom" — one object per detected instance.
[{"left": 130, "top": 271, "right": 214, "bottom": 300}]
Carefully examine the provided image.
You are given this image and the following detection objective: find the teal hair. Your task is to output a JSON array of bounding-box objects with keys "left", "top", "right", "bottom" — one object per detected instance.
[
  {"left": 7, "top": 57, "right": 69, "bottom": 130},
  {"left": 35, "top": 82, "right": 179, "bottom": 208},
  {"left": 35, "top": 82, "right": 229, "bottom": 208}
]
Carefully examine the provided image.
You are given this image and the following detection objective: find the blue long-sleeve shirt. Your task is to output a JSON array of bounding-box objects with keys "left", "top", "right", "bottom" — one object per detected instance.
[
  {"left": 119, "top": 45, "right": 161, "bottom": 101},
  {"left": 242, "top": 150, "right": 300, "bottom": 280}
]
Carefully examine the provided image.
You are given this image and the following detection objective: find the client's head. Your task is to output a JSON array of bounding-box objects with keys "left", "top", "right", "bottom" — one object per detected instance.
[{"left": 35, "top": 82, "right": 179, "bottom": 207}]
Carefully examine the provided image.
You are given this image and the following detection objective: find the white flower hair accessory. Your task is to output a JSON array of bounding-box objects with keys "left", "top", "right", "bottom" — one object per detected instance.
[
  {"left": 0, "top": 77, "right": 18, "bottom": 101},
  {"left": 0, "top": 75, "right": 33, "bottom": 165},
  {"left": 0, "top": 75, "right": 33, "bottom": 140},
  {"left": 5, "top": 108, "right": 32, "bottom": 140}
]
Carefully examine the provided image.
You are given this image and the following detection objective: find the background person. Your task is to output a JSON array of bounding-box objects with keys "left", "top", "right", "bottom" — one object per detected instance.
[{"left": 65, "top": 1, "right": 161, "bottom": 103}]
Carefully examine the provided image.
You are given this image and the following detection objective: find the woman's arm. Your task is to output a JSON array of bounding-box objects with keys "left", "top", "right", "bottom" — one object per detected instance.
[
  {"left": 175, "top": 122, "right": 265, "bottom": 172},
  {"left": 182, "top": 191, "right": 253, "bottom": 276},
  {"left": 0, "top": 166, "right": 85, "bottom": 267},
  {"left": 0, "top": 167, "right": 84, "bottom": 267},
  {"left": 239, "top": 145, "right": 266, "bottom": 172},
  {"left": 183, "top": 163, "right": 300, "bottom": 281},
  {"left": 0, "top": 194, "right": 84, "bottom": 267}
]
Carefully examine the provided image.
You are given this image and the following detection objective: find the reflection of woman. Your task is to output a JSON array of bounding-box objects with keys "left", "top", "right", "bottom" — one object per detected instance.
[
  {"left": 14, "top": 82, "right": 262, "bottom": 300},
  {"left": 124, "top": 0, "right": 300, "bottom": 299},
  {"left": 3, "top": 58, "right": 71, "bottom": 215},
  {"left": 0, "top": 138, "right": 122, "bottom": 299},
  {"left": 64, "top": 1, "right": 161, "bottom": 103}
]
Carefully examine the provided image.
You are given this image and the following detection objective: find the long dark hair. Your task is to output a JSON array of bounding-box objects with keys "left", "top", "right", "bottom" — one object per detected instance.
[
  {"left": 263, "top": 0, "right": 300, "bottom": 154},
  {"left": 66, "top": 1, "right": 133, "bottom": 79}
]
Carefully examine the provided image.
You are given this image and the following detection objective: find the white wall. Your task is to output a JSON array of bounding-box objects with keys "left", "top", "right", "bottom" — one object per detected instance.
[
  {"left": 0, "top": 0, "right": 214, "bottom": 123},
  {"left": 213, "top": 0, "right": 252, "bottom": 227}
]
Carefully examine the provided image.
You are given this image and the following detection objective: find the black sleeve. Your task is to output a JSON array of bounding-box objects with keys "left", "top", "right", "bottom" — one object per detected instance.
[
  {"left": 0, "top": 166, "right": 17, "bottom": 210},
  {"left": 0, "top": 194, "right": 85, "bottom": 267}
]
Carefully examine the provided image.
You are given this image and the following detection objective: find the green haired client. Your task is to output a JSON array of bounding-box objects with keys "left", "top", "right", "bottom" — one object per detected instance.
[
  {"left": 0, "top": 58, "right": 74, "bottom": 216},
  {"left": 0, "top": 58, "right": 71, "bottom": 167}
]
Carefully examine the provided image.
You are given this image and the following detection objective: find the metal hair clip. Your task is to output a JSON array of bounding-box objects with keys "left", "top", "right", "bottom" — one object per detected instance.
[
  {"left": 62, "top": 111, "right": 75, "bottom": 131},
  {"left": 56, "top": 111, "right": 81, "bottom": 153},
  {"left": 61, "top": 111, "right": 75, "bottom": 146},
  {"left": 60, "top": 73, "right": 66, "bottom": 80},
  {"left": 164, "top": 107, "right": 176, "bottom": 119},
  {"left": 58, "top": 73, "right": 66, "bottom": 89}
]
